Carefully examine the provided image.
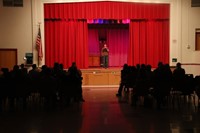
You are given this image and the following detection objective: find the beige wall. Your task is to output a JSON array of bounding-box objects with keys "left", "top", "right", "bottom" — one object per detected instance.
[
  {"left": 180, "top": 0, "right": 200, "bottom": 75},
  {"left": 1, "top": 0, "right": 200, "bottom": 75},
  {"left": 0, "top": 0, "right": 32, "bottom": 65}
]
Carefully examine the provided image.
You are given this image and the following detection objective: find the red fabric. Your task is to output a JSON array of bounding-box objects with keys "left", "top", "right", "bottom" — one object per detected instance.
[
  {"left": 44, "top": 2, "right": 170, "bottom": 68},
  {"left": 128, "top": 20, "right": 169, "bottom": 67},
  {"left": 45, "top": 20, "right": 88, "bottom": 69},
  {"left": 88, "top": 28, "right": 129, "bottom": 67},
  {"left": 44, "top": 2, "right": 169, "bottom": 20},
  {"left": 88, "top": 29, "right": 99, "bottom": 56},
  {"left": 107, "top": 29, "right": 129, "bottom": 67}
]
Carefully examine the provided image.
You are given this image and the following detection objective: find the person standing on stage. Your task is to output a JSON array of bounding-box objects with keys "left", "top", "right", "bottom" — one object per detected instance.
[{"left": 101, "top": 44, "right": 109, "bottom": 68}]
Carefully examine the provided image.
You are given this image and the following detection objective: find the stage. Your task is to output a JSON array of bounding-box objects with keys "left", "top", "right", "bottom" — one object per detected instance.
[{"left": 81, "top": 67, "right": 121, "bottom": 86}]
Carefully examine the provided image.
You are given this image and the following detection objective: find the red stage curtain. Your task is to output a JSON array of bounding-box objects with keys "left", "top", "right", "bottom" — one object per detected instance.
[
  {"left": 128, "top": 20, "right": 169, "bottom": 67},
  {"left": 88, "top": 29, "right": 99, "bottom": 56},
  {"left": 88, "top": 28, "right": 129, "bottom": 67},
  {"left": 107, "top": 29, "right": 129, "bottom": 67},
  {"left": 44, "top": 2, "right": 169, "bottom": 20},
  {"left": 44, "top": 2, "right": 170, "bottom": 68},
  {"left": 45, "top": 20, "right": 88, "bottom": 69}
]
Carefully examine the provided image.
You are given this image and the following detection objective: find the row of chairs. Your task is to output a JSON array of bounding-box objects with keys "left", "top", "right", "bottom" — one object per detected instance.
[
  {"left": 124, "top": 74, "right": 200, "bottom": 109},
  {"left": 0, "top": 68, "right": 83, "bottom": 112}
]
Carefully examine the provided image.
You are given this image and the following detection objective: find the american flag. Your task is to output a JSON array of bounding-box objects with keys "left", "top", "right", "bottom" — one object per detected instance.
[{"left": 36, "top": 27, "right": 43, "bottom": 61}]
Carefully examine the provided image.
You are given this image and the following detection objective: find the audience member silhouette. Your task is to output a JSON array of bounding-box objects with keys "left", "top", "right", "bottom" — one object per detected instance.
[
  {"left": 68, "top": 62, "right": 84, "bottom": 102},
  {"left": 20, "top": 63, "right": 28, "bottom": 75},
  {"left": 0, "top": 63, "right": 85, "bottom": 111},
  {"left": 0, "top": 68, "right": 11, "bottom": 111},
  {"left": 39, "top": 66, "right": 57, "bottom": 110},
  {"left": 116, "top": 64, "right": 129, "bottom": 97},
  {"left": 28, "top": 64, "right": 39, "bottom": 77},
  {"left": 0, "top": 61, "right": 199, "bottom": 112},
  {"left": 153, "top": 63, "right": 173, "bottom": 109},
  {"left": 172, "top": 62, "right": 185, "bottom": 92},
  {"left": 28, "top": 64, "right": 40, "bottom": 93},
  {"left": 132, "top": 64, "right": 149, "bottom": 106}
]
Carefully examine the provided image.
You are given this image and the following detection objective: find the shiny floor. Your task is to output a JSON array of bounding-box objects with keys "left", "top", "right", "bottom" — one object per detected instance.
[{"left": 0, "top": 87, "right": 200, "bottom": 133}]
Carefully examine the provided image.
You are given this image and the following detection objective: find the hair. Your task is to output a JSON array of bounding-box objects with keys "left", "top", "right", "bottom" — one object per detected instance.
[
  {"left": 32, "top": 64, "right": 37, "bottom": 69},
  {"left": 176, "top": 62, "right": 181, "bottom": 68}
]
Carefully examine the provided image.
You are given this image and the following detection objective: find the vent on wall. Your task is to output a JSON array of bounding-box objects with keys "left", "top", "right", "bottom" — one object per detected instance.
[
  {"left": 3, "top": 0, "right": 23, "bottom": 7},
  {"left": 191, "top": 0, "right": 200, "bottom": 7}
]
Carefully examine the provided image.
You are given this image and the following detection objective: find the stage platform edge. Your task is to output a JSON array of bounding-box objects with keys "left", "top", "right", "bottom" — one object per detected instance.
[{"left": 81, "top": 67, "right": 121, "bottom": 86}]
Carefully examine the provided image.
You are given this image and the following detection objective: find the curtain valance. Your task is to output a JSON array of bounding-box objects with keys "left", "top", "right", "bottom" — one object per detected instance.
[{"left": 44, "top": 1, "right": 169, "bottom": 20}]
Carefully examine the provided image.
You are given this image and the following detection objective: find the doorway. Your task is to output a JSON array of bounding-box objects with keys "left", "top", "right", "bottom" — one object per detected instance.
[{"left": 0, "top": 49, "right": 17, "bottom": 70}]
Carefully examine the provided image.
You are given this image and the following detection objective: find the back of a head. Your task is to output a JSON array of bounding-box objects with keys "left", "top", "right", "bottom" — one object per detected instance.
[
  {"left": 141, "top": 64, "right": 146, "bottom": 69},
  {"left": 72, "top": 62, "right": 76, "bottom": 67},
  {"left": 176, "top": 62, "right": 181, "bottom": 68},
  {"left": 136, "top": 64, "right": 140, "bottom": 69},
  {"left": 60, "top": 64, "right": 64, "bottom": 70},
  {"left": 42, "top": 65, "right": 47, "bottom": 71},
  {"left": 54, "top": 62, "right": 59, "bottom": 69},
  {"left": 32, "top": 64, "right": 37, "bottom": 69},
  {"left": 20, "top": 64, "right": 24, "bottom": 68},
  {"left": 1, "top": 68, "right": 9, "bottom": 73},
  {"left": 158, "top": 62, "right": 163, "bottom": 68},
  {"left": 146, "top": 65, "right": 152, "bottom": 71},
  {"left": 13, "top": 65, "right": 19, "bottom": 71},
  {"left": 123, "top": 64, "right": 128, "bottom": 70}
]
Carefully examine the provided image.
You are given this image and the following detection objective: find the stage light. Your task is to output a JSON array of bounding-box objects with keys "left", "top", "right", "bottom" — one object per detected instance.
[
  {"left": 117, "top": 20, "right": 120, "bottom": 24},
  {"left": 98, "top": 19, "right": 103, "bottom": 24},
  {"left": 122, "top": 19, "right": 130, "bottom": 24},
  {"left": 112, "top": 20, "right": 115, "bottom": 24},
  {"left": 87, "top": 19, "right": 93, "bottom": 24}
]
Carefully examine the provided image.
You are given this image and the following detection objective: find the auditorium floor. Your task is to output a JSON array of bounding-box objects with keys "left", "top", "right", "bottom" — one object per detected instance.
[{"left": 0, "top": 87, "right": 200, "bottom": 133}]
